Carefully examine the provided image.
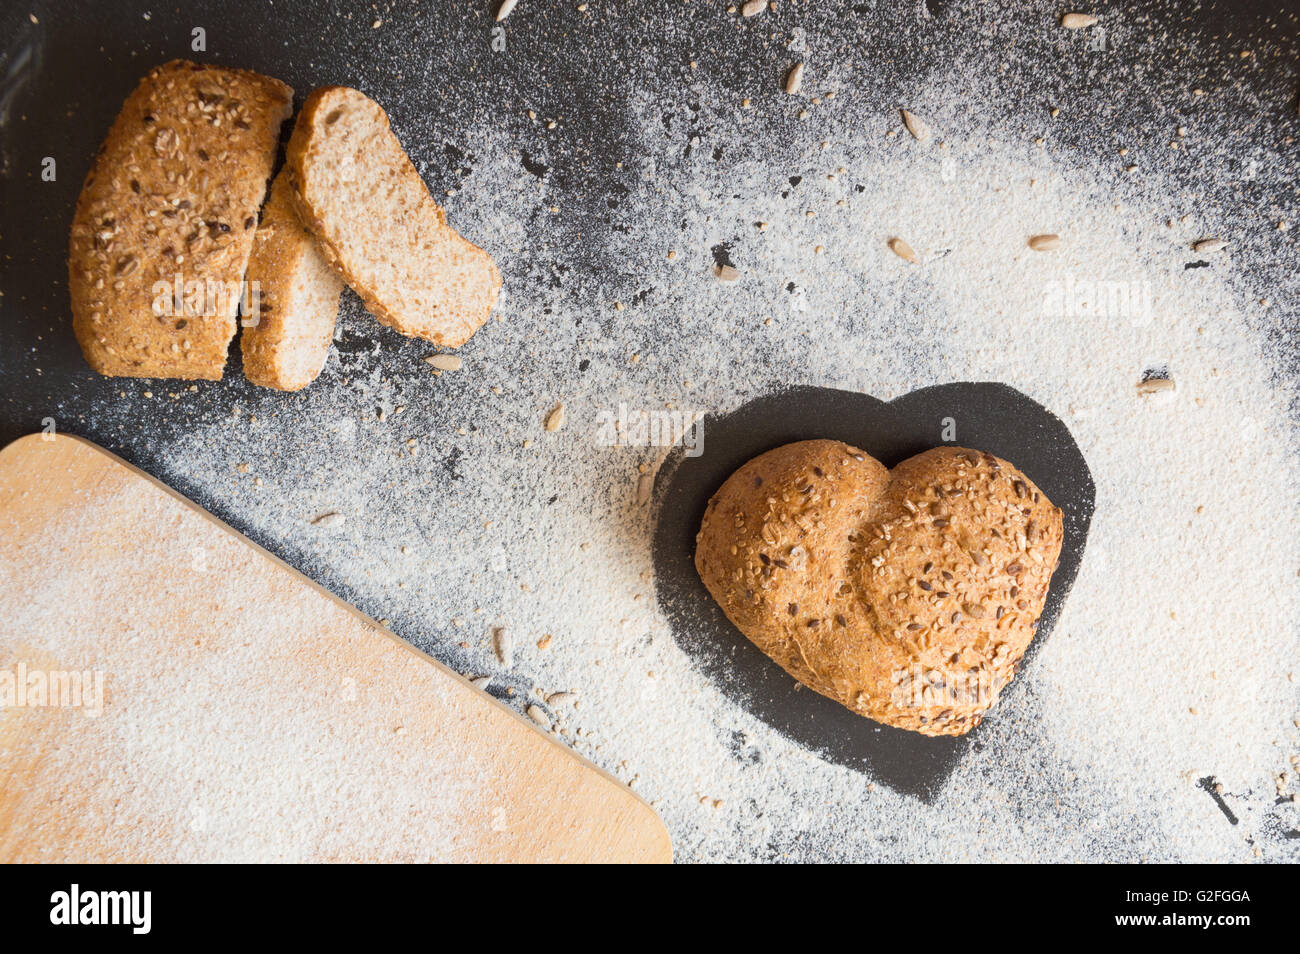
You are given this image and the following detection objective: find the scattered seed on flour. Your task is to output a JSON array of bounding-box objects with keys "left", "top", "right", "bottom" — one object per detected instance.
[
  {"left": 425, "top": 354, "right": 463, "bottom": 371},
  {"left": 1137, "top": 377, "right": 1178, "bottom": 395},
  {"left": 493, "top": 627, "right": 514, "bottom": 667},
  {"left": 900, "top": 109, "right": 931, "bottom": 142},
  {"left": 888, "top": 237, "right": 920, "bottom": 264},
  {"left": 1061, "top": 13, "right": 1099, "bottom": 30},
  {"left": 784, "top": 63, "right": 804, "bottom": 95},
  {"left": 544, "top": 404, "right": 566, "bottom": 432}
]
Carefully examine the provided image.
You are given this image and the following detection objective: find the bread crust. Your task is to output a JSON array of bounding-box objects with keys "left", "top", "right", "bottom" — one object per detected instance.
[
  {"left": 240, "top": 169, "right": 344, "bottom": 390},
  {"left": 695, "top": 440, "right": 1065, "bottom": 737},
  {"left": 69, "top": 60, "right": 292, "bottom": 379},
  {"left": 285, "top": 86, "right": 501, "bottom": 347}
]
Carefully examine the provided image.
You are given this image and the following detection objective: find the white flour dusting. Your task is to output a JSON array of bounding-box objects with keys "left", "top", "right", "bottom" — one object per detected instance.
[{"left": 9, "top": 1, "right": 1299, "bottom": 861}]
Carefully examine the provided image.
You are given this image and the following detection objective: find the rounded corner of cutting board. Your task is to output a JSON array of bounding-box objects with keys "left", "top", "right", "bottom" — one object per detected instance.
[
  {"left": 0, "top": 431, "right": 102, "bottom": 467},
  {"left": 646, "top": 815, "right": 675, "bottom": 864},
  {"left": 0, "top": 431, "right": 56, "bottom": 459}
]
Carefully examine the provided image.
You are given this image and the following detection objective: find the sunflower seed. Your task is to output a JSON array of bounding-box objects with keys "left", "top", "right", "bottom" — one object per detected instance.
[
  {"left": 153, "top": 127, "right": 180, "bottom": 158},
  {"left": 525, "top": 704, "right": 551, "bottom": 728},
  {"left": 493, "top": 626, "right": 514, "bottom": 666},
  {"left": 901, "top": 109, "right": 931, "bottom": 141},
  {"left": 424, "top": 354, "right": 463, "bottom": 371},
  {"left": 1191, "top": 237, "right": 1228, "bottom": 254},
  {"left": 496, "top": 0, "right": 518, "bottom": 21},
  {"left": 888, "top": 237, "right": 920, "bottom": 264},
  {"left": 544, "top": 403, "right": 566, "bottom": 431},
  {"left": 962, "top": 602, "right": 987, "bottom": 619},
  {"left": 742, "top": 0, "right": 766, "bottom": 16},
  {"left": 1061, "top": 13, "right": 1098, "bottom": 29},
  {"left": 1137, "top": 377, "right": 1176, "bottom": 395},
  {"left": 1028, "top": 233, "right": 1061, "bottom": 251},
  {"left": 470, "top": 675, "right": 493, "bottom": 690},
  {"left": 546, "top": 690, "right": 578, "bottom": 706},
  {"left": 785, "top": 63, "right": 805, "bottom": 95}
]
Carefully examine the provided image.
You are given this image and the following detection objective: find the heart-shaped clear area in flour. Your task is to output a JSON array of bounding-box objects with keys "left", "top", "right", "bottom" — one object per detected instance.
[{"left": 651, "top": 384, "right": 1094, "bottom": 800}]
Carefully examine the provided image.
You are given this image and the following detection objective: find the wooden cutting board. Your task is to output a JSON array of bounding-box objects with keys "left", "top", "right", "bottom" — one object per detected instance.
[{"left": 0, "top": 433, "right": 672, "bottom": 863}]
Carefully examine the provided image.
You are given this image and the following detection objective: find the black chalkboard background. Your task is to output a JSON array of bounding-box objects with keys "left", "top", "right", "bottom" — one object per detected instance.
[{"left": 0, "top": 2, "right": 1296, "bottom": 829}]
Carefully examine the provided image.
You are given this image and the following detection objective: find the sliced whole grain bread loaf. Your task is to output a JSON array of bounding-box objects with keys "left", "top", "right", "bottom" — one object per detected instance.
[
  {"left": 241, "top": 169, "right": 344, "bottom": 390},
  {"left": 69, "top": 60, "right": 292, "bottom": 379},
  {"left": 285, "top": 86, "right": 501, "bottom": 347}
]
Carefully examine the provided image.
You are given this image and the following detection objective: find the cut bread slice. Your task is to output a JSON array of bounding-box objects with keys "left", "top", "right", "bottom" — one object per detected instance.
[
  {"left": 69, "top": 60, "right": 292, "bottom": 379},
  {"left": 285, "top": 86, "right": 501, "bottom": 347},
  {"left": 241, "top": 169, "right": 344, "bottom": 390}
]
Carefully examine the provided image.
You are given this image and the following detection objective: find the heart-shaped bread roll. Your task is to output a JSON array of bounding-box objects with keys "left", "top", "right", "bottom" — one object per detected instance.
[{"left": 695, "top": 440, "right": 1064, "bottom": 736}]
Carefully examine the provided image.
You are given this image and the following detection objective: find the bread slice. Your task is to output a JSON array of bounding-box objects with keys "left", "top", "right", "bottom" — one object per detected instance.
[
  {"left": 285, "top": 87, "right": 501, "bottom": 347},
  {"left": 240, "top": 169, "right": 344, "bottom": 390},
  {"left": 69, "top": 60, "right": 292, "bottom": 379}
]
